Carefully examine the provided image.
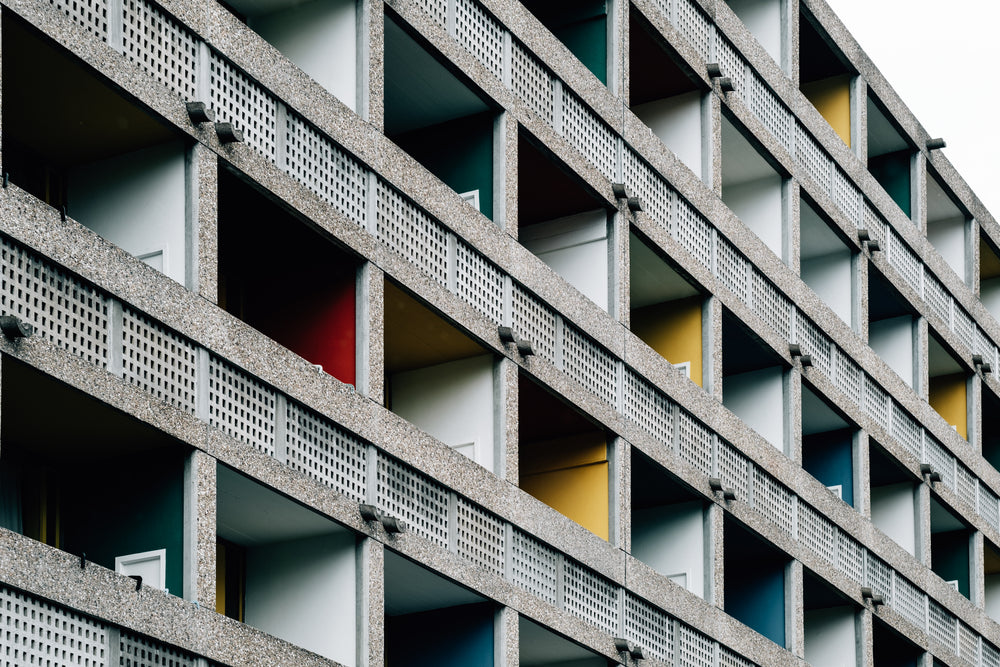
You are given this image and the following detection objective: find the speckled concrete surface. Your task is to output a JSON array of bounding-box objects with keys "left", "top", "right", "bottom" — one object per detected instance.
[{"left": 4, "top": 0, "right": 1000, "bottom": 664}]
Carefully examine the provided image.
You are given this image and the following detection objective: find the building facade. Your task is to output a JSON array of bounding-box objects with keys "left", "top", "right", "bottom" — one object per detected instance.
[{"left": 0, "top": 0, "right": 999, "bottom": 665}]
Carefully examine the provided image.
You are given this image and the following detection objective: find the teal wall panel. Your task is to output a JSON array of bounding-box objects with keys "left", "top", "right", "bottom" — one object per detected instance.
[
  {"left": 395, "top": 112, "right": 494, "bottom": 220},
  {"left": 803, "top": 429, "right": 854, "bottom": 506},
  {"left": 869, "top": 150, "right": 911, "bottom": 217},
  {"left": 62, "top": 450, "right": 185, "bottom": 595},
  {"left": 932, "top": 530, "right": 970, "bottom": 598},
  {"left": 386, "top": 603, "right": 494, "bottom": 667}
]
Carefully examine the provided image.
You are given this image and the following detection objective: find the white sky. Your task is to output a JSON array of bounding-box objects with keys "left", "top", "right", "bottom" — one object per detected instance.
[{"left": 824, "top": 0, "right": 1000, "bottom": 220}]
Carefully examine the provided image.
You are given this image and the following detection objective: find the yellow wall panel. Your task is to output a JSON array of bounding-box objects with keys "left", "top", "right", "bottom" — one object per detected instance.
[
  {"left": 520, "top": 432, "right": 607, "bottom": 474},
  {"left": 631, "top": 296, "right": 703, "bottom": 386},
  {"left": 929, "top": 373, "right": 967, "bottom": 439},
  {"left": 521, "top": 462, "right": 609, "bottom": 540},
  {"left": 802, "top": 74, "right": 852, "bottom": 147},
  {"left": 520, "top": 432, "right": 608, "bottom": 540}
]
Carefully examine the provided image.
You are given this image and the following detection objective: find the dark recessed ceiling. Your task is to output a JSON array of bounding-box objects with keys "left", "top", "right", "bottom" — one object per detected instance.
[{"left": 3, "top": 16, "right": 177, "bottom": 168}]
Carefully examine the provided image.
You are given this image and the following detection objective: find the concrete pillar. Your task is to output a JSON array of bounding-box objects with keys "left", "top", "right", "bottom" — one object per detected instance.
[{"left": 183, "top": 449, "right": 217, "bottom": 608}]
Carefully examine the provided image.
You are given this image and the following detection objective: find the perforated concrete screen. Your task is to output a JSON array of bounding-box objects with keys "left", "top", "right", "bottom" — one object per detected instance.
[{"left": 5, "top": 0, "right": 1000, "bottom": 664}]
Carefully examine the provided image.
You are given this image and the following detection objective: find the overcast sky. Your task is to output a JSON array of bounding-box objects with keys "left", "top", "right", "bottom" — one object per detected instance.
[{"left": 823, "top": 0, "right": 1000, "bottom": 219}]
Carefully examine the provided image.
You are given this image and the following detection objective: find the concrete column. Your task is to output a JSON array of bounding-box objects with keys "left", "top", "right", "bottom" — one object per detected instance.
[
  {"left": 357, "top": 262, "right": 385, "bottom": 404},
  {"left": 969, "top": 373, "right": 982, "bottom": 455},
  {"left": 854, "top": 430, "right": 870, "bottom": 518},
  {"left": 783, "top": 0, "right": 799, "bottom": 86},
  {"left": 707, "top": 502, "right": 724, "bottom": 607},
  {"left": 850, "top": 76, "right": 867, "bottom": 162},
  {"left": 704, "top": 295, "right": 723, "bottom": 401},
  {"left": 705, "top": 91, "right": 722, "bottom": 194},
  {"left": 496, "top": 357, "right": 518, "bottom": 483},
  {"left": 856, "top": 607, "right": 874, "bottom": 667},
  {"left": 183, "top": 449, "right": 217, "bottom": 608},
  {"left": 855, "top": 246, "right": 869, "bottom": 339},
  {"left": 787, "top": 559, "right": 804, "bottom": 657},
  {"left": 503, "top": 112, "right": 520, "bottom": 240},
  {"left": 914, "top": 316, "right": 929, "bottom": 401},
  {"left": 610, "top": 207, "right": 630, "bottom": 324},
  {"left": 493, "top": 111, "right": 511, "bottom": 231},
  {"left": 496, "top": 605, "right": 519, "bottom": 667},
  {"left": 911, "top": 151, "right": 926, "bottom": 233},
  {"left": 357, "top": 537, "right": 385, "bottom": 667},
  {"left": 787, "top": 366, "right": 802, "bottom": 462},
  {"left": 611, "top": 437, "right": 630, "bottom": 551},
  {"left": 785, "top": 179, "right": 801, "bottom": 275},
  {"left": 971, "top": 530, "right": 985, "bottom": 608},
  {"left": 188, "top": 143, "right": 217, "bottom": 302},
  {"left": 971, "top": 219, "right": 982, "bottom": 296},
  {"left": 360, "top": 0, "right": 383, "bottom": 131},
  {"left": 915, "top": 480, "right": 931, "bottom": 567}
]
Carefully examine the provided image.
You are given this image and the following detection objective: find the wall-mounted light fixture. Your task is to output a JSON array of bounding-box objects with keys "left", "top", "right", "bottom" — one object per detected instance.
[
  {"left": 920, "top": 463, "right": 942, "bottom": 484},
  {"left": 707, "top": 63, "right": 724, "bottom": 79},
  {"left": 709, "top": 477, "right": 736, "bottom": 501},
  {"left": 858, "top": 228, "right": 881, "bottom": 253},
  {"left": 359, "top": 503, "right": 381, "bottom": 523},
  {"left": 613, "top": 638, "right": 645, "bottom": 660},
  {"left": 926, "top": 138, "right": 946, "bottom": 151},
  {"left": 498, "top": 326, "right": 517, "bottom": 344},
  {"left": 973, "top": 353, "right": 993, "bottom": 374},
  {"left": 612, "top": 183, "right": 629, "bottom": 200},
  {"left": 215, "top": 122, "right": 244, "bottom": 144},
  {"left": 380, "top": 515, "right": 406, "bottom": 533},
  {"left": 0, "top": 315, "right": 33, "bottom": 339},
  {"left": 790, "top": 343, "right": 813, "bottom": 368},
  {"left": 516, "top": 339, "right": 535, "bottom": 357},
  {"left": 185, "top": 101, "right": 215, "bottom": 125},
  {"left": 719, "top": 77, "right": 735, "bottom": 93},
  {"left": 627, "top": 196, "right": 643, "bottom": 212}
]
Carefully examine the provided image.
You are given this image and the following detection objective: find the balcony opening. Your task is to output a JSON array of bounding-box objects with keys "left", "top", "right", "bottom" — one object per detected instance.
[
  {"left": 630, "top": 450, "right": 708, "bottom": 598},
  {"left": 3, "top": 17, "right": 190, "bottom": 285},
  {"left": 803, "top": 570, "right": 859, "bottom": 667},
  {"left": 867, "top": 269, "right": 917, "bottom": 389},
  {"left": 800, "top": 197, "right": 854, "bottom": 327},
  {"left": 726, "top": 0, "right": 784, "bottom": 69},
  {"left": 629, "top": 230, "right": 705, "bottom": 386},
  {"left": 385, "top": 14, "right": 497, "bottom": 221},
  {"left": 518, "top": 132, "right": 611, "bottom": 312},
  {"left": 927, "top": 169, "right": 970, "bottom": 282},
  {"left": 985, "top": 541, "right": 1000, "bottom": 623},
  {"left": 385, "top": 280, "right": 498, "bottom": 473},
  {"left": 980, "top": 234, "right": 1000, "bottom": 321},
  {"left": 0, "top": 359, "right": 187, "bottom": 595},
  {"left": 982, "top": 388, "right": 1000, "bottom": 473},
  {"left": 721, "top": 115, "right": 786, "bottom": 260},
  {"left": 520, "top": 616, "right": 610, "bottom": 666},
  {"left": 866, "top": 94, "right": 913, "bottom": 219},
  {"left": 868, "top": 440, "right": 917, "bottom": 556},
  {"left": 519, "top": 374, "right": 609, "bottom": 540},
  {"left": 799, "top": 10, "right": 853, "bottom": 147},
  {"left": 385, "top": 551, "right": 495, "bottom": 667},
  {"left": 928, "top": 332, "right": 969, "bottom": 440},
  {"left": 216, "top": 464, "right": 357, "bottom": 664},
  {"left": 629, "top": 8, "right": 704, "bottom": 178},
  {"left": 220, "top": 0, "right": 358, "bottom": 110},
  {"left": 521, "top": 0, "right": 608, "bottom": 84},
  {"left": 722, "top": 310, "right": 787, "bottom": 452},
  {"left": 218, "top": 168, "right": 359, "bottom": 386},
  {"left": 873, "top": 617, "right": 923, "bottom": 667},
  {"left": 930, "top": 497, "right": 972, "bottom": 599},
  {"left": 801, "top": 384, "right": 855, "bottom": 507},
  {"left": 724, "top": 516, "right": 788, "bottom": 647}
]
